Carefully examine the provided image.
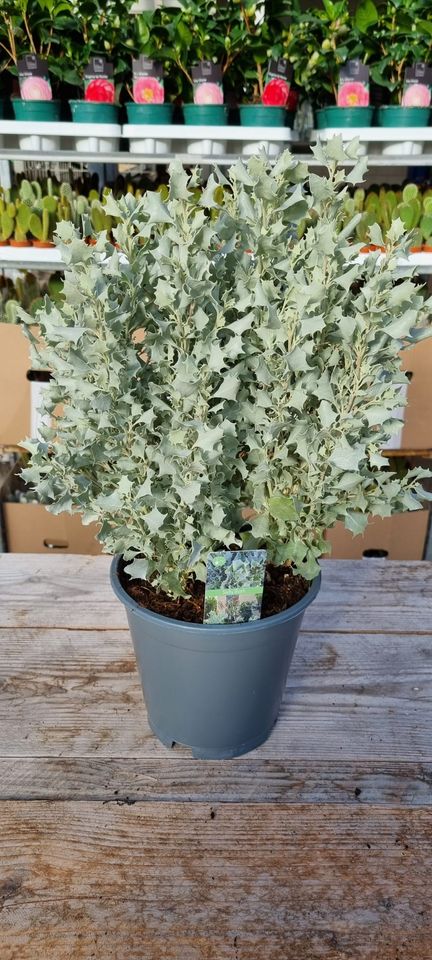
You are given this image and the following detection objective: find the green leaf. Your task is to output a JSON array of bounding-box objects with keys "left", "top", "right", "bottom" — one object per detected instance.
[
  {"left": 354, "top": 0, "right": 378, "bottom": 32},
  {"left": 268, "top": 495, "right": 297, "bottom": 522}
]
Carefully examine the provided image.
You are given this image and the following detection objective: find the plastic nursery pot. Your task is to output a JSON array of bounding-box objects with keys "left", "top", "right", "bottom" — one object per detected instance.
[
  {"left": 126, "top": 102, "right": 173, "bottom": 124},
  {"left": 240, "top": 104, "right": 290, "bottom": 127},
  {"left": 12, "top": 99, "right": 61, "bottom": 121},
  {"left": 376, "top": 106, "right": 431, "bottom": 127},
  {"left": 69, "top": 100, "right": 120, "bottom": 124},
  {"left": 9, "top": 239, "right": 31, "bottom": 247},
  {"left": 182, "top": 104, "right": 228, "bottom": 125},
  {"left": 360, "top": 243, "right": 385, "bottom": 253},
  {"left": 316, "top": 105, "right": 374, "bottom": 129},
  {"left": 111, "top": 556, "right": 321, "bottom": 760},
  {"left": 422, "top": 245, "right": 432, "bottom": 252},
  {"left": 32, "top": 240, "right": 55, "bottom": 248}
]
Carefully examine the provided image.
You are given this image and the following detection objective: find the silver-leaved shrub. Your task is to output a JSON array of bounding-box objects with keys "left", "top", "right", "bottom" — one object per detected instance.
[{"left": 21, "top": 138, "right": 431, "bottom": 593}]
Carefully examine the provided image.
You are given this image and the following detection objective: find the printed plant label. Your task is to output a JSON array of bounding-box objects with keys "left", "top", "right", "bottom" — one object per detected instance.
[
  {"left": 402, "top": 63, "right": 432, "bottom": 107},
  {"left": 192, "top": 61, "right": 223, "bottom": 105},
  {"left": 337, "top": 60, "right": 369, "bottom": 107},
  {"left": 204, "top": 549, "right": 267, "bottom": 624},
  {"left": 84, "top": 58, "right": 115, "bottom": 103},
  {"left": 262, "top": 58, "right": 292, "bottom": 107},
  {"left": 18, "top": 55, "right": 52, "bottom": 101},
  {"left": 132, "top": 57, "right": 164, "bottom": 104}
]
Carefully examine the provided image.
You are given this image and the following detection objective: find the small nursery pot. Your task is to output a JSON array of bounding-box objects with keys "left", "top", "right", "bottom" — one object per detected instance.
[
  {"left": 240, "top": 105, "right": 291, "bottom": 127},
  {"left": 69, "top": 100, "right": 120, "bottom": 124},
  {"left": 316, "top": 105, "right": 374, "bottom": 129},
  {"left": 12, "top": 99, "right": 61, "bottom": 121},
  {"left": 182, "top": 104, "right": 228, "bottom": 125},
  {"left": 31, "top": 240, "right": 55, "bottom": 248},
  {"left": 126, "top": 102, "right": 173, "bottom": 124},
  {"left": 9, "top": 239, "right": 31, "bottom": 247},
  {"left": 111, "top": 556, "right": 321, "bottom": 759},
  {"left": 376, "top": 106, "right": 431, "bottom": 127}
]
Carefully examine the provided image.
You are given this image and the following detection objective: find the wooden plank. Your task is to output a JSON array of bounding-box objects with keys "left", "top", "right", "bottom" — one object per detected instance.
[
  {"left": 1, "top": 555, "right": 432, "bottom": 633},
  {"left": 0, "top": 758, "right": 431, "bottom": 804},
  {"left": 0, "top": 629, "right": 431, "bottom": 761},
  {"left": 0, "top": 802, "right": 431, "bottom": 959}
]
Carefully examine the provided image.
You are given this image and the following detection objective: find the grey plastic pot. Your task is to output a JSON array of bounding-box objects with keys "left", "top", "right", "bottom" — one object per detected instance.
[{"left": 111, "top": 556, "right": 321, "bottom": 759}]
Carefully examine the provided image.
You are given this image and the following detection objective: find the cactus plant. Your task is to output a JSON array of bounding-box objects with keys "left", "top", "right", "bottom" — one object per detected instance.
[
  {"left": 29, "top": 208, "right": 54, "bottom": 245},
  {"left": 90, "top": 200, "right": 113, "bottom": 234},
  {"left": 0, "top": 211, "right": 14, "bottom": 243},
  {"left": 13, "top": 203, "right": 32, "bottom": 243}
]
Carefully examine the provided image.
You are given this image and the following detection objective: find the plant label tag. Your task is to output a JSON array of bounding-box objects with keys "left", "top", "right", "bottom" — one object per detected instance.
[
  {"left": 337, "top": 60, "right": 369, "bottom": 108},
  {"left": 192, "top": 61, "right": 223, "bottom": 105},
  {"left": 132, "top": 58, "right": 164, "bottom": 104},
  {"left": 402, "top": 63, "right": 432, "bottom": 108},
  {"left": 204, "top": 549, "right": 267, "bottom": 624},
  {"left": 18, "top": 55, "right": 52, "bottom": 101},
  {"left": 262, "top": 58, "right": 292, "bottom": 106},
  {"left": 84, "top": 58, "right": 115, "bottom": 103}
]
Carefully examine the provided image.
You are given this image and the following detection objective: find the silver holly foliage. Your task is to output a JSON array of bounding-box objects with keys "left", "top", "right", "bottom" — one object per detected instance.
[{"left": 20, "top": 137, "right": 432, "bottom": 592}]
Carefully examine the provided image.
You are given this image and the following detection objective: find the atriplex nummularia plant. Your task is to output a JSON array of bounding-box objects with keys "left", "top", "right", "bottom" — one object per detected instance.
[{"left": 21, "top": 138, "right": 431, "bottom": 595}]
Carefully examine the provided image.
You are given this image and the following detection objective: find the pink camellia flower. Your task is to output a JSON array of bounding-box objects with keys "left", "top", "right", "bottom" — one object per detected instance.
[
  {"left": 337, "top": 81, "right": 369, "bottom": 107},
  {"left": 402, "top": 83, "right": 431, "bottom": 107},
  {"left": 194, "top": 82, "right": 224, "bottom": 105},
  {"left": 21, "top": 76, "right": 52, "bottom": 101},
  {"left": 262, "top": 77, "right": 290, "bottom": 107},
  {"left": 133, "top": 76, "right": 164, "bottom": 104}
]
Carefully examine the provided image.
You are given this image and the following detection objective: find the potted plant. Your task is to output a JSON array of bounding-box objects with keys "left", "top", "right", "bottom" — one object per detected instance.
[
  {"left": 283, "top": 0, "right": 372, "bottom": 129},
  {"left": 355, "top": 0, "right": 432, "bottom": 128},
  {"left": 165, "top": 0, "right": 244, "bottom": 127},
  {"left": 125, "top": 8, "right": 174, "bottom": 125},
  {"left": 20, "top": 139, "right": 431, "bottom": 759},
  {"left": 1, "top": 0, "right": 67, "bottom": 122}
]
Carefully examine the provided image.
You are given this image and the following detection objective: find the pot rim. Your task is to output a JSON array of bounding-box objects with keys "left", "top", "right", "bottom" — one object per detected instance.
[{"left": 110, "top": 554, "right": 321, "bottom": 632}]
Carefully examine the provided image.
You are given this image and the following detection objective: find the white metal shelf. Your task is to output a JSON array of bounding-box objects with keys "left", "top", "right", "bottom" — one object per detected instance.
[{"left": 1, "top": 247, "right": 432, "bottom": 273}]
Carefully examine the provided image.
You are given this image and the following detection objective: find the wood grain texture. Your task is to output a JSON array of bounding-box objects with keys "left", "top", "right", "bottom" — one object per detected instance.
[
  {"left": 0, "top": 758, "right": 431, "bottom": 804},
  {"left": 1, "top": 555, "right": 432, "bottom": 633},
  {"left": 0, "top": 627, "right": 431, "bottom": 761},
  {"left": 0, "top": 802, "right": 431, "bottom": 960}
]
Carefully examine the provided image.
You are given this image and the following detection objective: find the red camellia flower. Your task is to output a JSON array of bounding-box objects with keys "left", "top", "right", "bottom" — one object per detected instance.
[
  {"left": 262, "top": 77, "right": 289, "bottom": 107},
  {"left": 85, "top": 78, "right": 115, "bottom": 103}
]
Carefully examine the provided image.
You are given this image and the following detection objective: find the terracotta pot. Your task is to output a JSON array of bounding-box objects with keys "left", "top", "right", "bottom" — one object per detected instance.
[
  {"left": 410, "top": 246, "right": 423, "bottom": 253},
  {"left": 85, "top": 237, "right": 97, "bottom": 246},
  {"left": 32, "top": 240, "right": 55, "bottom": 248},
  {"left": 422, "top": 245, "right": 432, "bottom": 253},
  {"left": 360, "top": 243, "right": 385, "bottom": 253},
  {"left": 0, "top": 240, "right": 10, "bottom": 247},
  {"left": 9, "top": 240, "right": 31, "bottom": 247}
]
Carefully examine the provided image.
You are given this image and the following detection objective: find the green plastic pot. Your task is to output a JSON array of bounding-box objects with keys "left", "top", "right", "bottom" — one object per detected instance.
[
  {"left": 126, "top": 102, "right": 173, "bottom": 124},
  {"left": 376, "top": 106, "right": 430, "bottom": 127},
  {"left": 12, "top": 99, "right": 61, "bottom": 121},
  {"left": 240, "top": 105, "right": 290, "bottom": 127},
  {"left": 111, "top": 556, "right": 321, "bottom": 759},
  {"left": 69, "top": 100, "right": 120, "bottom": 124},
  {"left": 182, "top": 104, "right": 227, "bottom": 125},
  {"left": 316, "top": 105, "right": 374, "bottom": 129}
]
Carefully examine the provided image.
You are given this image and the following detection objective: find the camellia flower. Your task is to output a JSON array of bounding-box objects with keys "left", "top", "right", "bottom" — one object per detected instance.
[
  {"left": 337, "top": 81, "right": 369, "bottom": 107},
  {"left": 85, "top": 78, "right": 115, "bottom": 103},
  {"left": 402, "top": 83, "right": 431, "bottom": 107},
  {"left": 262, "top": 77, "right": 289, "bottom": 107},
  {"left": 194, "top": 82, "right": 223, "bottom": 105},
  {"left": 21, "top": 76, "right": 52, "bottom": 101},
  {"left": 133, "top": 76, "right": 164, "bottom": 104}
]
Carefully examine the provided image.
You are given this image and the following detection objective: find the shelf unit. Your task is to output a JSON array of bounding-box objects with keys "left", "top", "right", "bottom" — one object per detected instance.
[{"left": 2, "top": 247, "right": 432, "bottom": 273}]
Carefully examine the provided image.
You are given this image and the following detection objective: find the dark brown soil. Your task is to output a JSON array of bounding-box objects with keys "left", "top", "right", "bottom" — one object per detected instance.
[{"left": 118, "top": 559, "right": 309, "bottom": 624}]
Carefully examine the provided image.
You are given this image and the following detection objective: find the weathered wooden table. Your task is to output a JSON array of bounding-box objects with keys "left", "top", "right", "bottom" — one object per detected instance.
[{"left": 0, "top": 554, "right": 431, "bottom": 959}]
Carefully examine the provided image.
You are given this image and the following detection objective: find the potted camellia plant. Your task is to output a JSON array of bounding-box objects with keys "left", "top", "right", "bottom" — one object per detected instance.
[
  {"left": 283, "top": 0, "right": 372, "bottom": 129},
  {"left": 355, "top": 0, "right": 432, "bottom": 128},
  {"left": 20, "top": 139, "right": 431, "bottom": 759}
]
